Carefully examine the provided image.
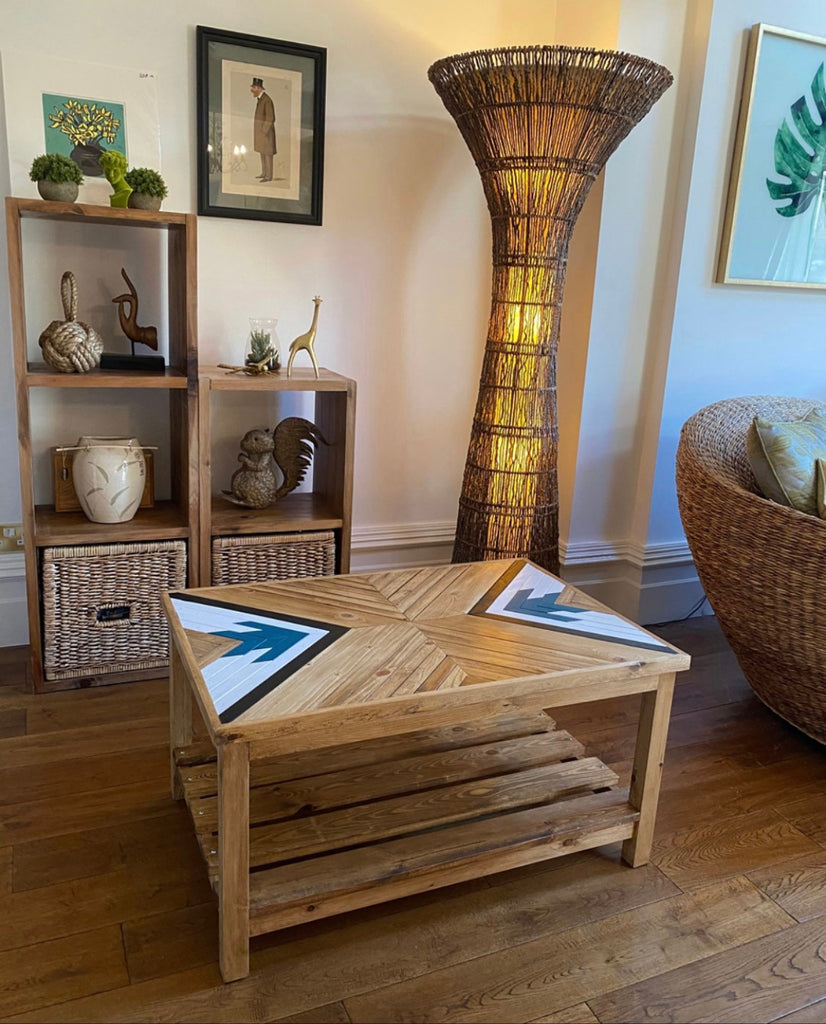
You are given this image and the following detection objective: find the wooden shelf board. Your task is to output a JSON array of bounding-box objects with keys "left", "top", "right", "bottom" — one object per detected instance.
[
  {"left": 202, "top": 365, "right": 352, "bottom": 392},
  {"left": 10, "top": 196, "right": 187, "bottom": 227},
  {"left": 173, "top": 714, "right": 637, "bottom": 933},
  {"left": 34, "top": 500, "right": 190, "bottom": 547},
  {"left": 211, "top": 493, "right": 343, "bottom": 535},
  {"left": 247, "top": 790, "right": 636, "bottom": 934},
  {"left": 26, "top": 364, "right": 189, "bottom": 388}
]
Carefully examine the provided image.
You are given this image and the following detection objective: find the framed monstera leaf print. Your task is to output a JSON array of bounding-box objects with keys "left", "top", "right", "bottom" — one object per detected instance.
[{"left": 718, "top": 23, "right": 826, "bottom": 288}]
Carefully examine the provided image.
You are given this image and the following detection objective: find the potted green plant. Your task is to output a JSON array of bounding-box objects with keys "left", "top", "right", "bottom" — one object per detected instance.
[
  {"left": 124, "top": 167, "right": 168, "bottom": 211},
  {"left": 29, "top": 153, "right": 83, "bottom": 203}
]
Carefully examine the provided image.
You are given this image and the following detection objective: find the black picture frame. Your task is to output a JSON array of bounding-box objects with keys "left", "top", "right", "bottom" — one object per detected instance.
[{"left": 196, "top": 25, "right": 326, "bottom": 225}]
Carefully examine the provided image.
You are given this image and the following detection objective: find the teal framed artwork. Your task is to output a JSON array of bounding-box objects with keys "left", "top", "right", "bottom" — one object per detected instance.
[
  {"left": 1, "top": 52, "right": 160, "bottom": 205},
  {"left": 718, "top": 23, "right": 826, "bottom": 289},
  {"left": 42, "top": 93, "right": 127, "bottom": 178}
]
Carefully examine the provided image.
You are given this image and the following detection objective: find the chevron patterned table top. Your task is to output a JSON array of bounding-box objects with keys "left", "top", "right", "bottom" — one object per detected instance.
[{"left": 163, "top": 559, "right": 690, "bottom": 747}]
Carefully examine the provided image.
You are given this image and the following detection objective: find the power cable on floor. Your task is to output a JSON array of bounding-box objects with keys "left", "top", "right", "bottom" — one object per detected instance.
[{"left": 647, "top": 593, "right": 709, "bottom": 630}]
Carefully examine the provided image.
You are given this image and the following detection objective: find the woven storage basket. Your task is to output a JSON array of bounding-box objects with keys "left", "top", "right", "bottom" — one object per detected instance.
[
  {"left": 212, "top": 531, "right": 335, "bottom": 586},
  {"left": 676, "top": 396, "right": 826, "bottom": 743},
  {"left": 41, "top": 539, "right": 187, "bottom": 681}
]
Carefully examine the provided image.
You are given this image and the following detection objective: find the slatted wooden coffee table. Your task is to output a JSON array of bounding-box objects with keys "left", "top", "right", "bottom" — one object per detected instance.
[{"left": 163, "top": 559, "right": 690, "bottom": 982}]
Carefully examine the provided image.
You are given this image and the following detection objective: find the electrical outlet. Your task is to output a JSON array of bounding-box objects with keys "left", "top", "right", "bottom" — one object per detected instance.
[{"left": 0, "top": 524, "right": 24, "bottom": 554}]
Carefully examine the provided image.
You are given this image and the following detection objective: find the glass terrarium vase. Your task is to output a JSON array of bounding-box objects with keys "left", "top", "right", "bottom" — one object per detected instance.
[{"left": 246, "top": 317, "right": 281, "bottom": 371}]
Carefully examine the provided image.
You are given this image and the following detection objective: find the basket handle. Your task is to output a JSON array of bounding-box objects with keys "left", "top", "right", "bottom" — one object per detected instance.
[{"left": 60, "top": 271, "right": 78, "bottom": 322}]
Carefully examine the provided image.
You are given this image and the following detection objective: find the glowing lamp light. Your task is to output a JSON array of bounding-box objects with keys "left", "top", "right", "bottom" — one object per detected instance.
[{"left": 429, "top": 46, "right": 672, "bottom": 573}]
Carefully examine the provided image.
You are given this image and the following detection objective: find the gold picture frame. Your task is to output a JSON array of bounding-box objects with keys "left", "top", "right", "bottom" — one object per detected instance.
[{"left": 717, "top": 23, "right": 826, "bottom": 289}]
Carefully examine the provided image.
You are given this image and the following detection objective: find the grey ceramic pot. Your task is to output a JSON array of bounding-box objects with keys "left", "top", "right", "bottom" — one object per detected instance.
[
  {"left": 37, "top": 180, "right": 79, "bottom": 202},
  {"left": 128, "top": 193, "right": 163, "bottom": 211}
]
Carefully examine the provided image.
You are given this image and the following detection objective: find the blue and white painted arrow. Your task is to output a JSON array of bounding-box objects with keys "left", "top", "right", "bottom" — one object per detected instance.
[
  {"left": 478, "top": 563, "right": 671, "bottom": 652},
  {"left": 170, "top": 594, "right": 346, "bottom": 721}
]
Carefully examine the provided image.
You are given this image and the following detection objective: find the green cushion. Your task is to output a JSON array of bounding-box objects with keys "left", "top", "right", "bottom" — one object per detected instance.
[
  {"left": 817, "top": 458, "right": 826, "bottom": 520},
  {"left": 746, "top": 408, "right": 826, "bottom": 515}
]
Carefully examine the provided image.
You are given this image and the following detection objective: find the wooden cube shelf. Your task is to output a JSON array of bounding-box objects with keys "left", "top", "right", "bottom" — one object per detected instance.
[
  {"left": 6, "top": 198, "right": 356, "bottom": 691},
  {"left": 6, "top": 197, "right": 199, "bottom": 691},
  {"left": 198, "top": 367, "right": 355, "bottom": 584}
]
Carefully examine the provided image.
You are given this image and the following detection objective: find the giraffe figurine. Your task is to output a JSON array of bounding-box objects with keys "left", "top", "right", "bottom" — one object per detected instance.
[{"left": 287, "top": 296, "right": 322, "bottom": 378}]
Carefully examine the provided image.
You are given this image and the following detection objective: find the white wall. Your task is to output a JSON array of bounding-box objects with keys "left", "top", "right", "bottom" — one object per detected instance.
[
  {"left": 0, "top": 0, "right": 511, "bottom": 526},
  {"left": 563, "top": 0, "right": 702, "bottom": 619},
  {"left": 0, "top": 0, "right": 724, "bottom": 645},
  {"left": 647, "top": 0, "right": 826, "bottom": 560},
  {"left": 0, "top": 0, "right": 567, "bottom": 642}
]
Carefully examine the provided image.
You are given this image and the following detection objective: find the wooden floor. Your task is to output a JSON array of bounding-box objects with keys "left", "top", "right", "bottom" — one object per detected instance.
[{"left": 1, "top": 616, "right": 826, "bottom": 1023}]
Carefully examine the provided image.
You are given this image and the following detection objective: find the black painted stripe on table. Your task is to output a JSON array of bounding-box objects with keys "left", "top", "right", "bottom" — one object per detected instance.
[
  {"left": 170, "top": 591, "right": 349, "bottom": 722},
  {"left": 473, "top": 610, "right": 673, "bottom": 653}
]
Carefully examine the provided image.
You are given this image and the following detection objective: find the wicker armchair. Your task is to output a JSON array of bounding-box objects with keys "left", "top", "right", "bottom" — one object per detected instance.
[{"left": 676, "top": 395, "right": 826, "bottom": 743}]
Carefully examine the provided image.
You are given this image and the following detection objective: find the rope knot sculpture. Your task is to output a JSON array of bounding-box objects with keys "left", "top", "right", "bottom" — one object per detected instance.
[
  {"left": 428, "top": 45, "right": 672, "bottom": 573},
  {"left": 38, "top": 271, "right": 104, "bottom": 374}
]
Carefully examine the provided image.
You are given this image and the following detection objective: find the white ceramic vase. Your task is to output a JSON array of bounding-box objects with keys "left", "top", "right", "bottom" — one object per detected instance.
[{"left": 71, "top": 436, "right": 146, "bottom": 524}]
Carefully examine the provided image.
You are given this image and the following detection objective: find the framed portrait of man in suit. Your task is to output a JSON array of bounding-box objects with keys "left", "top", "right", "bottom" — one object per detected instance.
[{"left": 197, "top": 26, "right": 326, "bottom": 224}]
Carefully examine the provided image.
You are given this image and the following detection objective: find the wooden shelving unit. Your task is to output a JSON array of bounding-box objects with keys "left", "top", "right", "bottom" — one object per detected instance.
[
  {"left": 6, "top": 197, "right": 199, "bottom": 692},
  {"left": 7, "top": 198, "right": 356, "bottom": 689},
  {"left": 199, "top": 366, "right": 356, "bottom": 583}
]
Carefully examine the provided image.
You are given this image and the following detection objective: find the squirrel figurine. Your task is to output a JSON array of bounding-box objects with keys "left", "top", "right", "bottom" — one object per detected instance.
[{"left": 223, "top": 428, "right": 276, "bottom": 508}]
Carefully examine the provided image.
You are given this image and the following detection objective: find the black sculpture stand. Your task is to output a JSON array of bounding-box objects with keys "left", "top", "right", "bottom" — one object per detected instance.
[{"left": 100, "top": 344, "right": 165, "bottom": 372}]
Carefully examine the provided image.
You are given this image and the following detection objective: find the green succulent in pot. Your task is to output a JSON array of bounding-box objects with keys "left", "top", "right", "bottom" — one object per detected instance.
[
  {"left": 124, "top": 167, "right": 168, "bottom": 211},
  {"left": 29, "top": 153, "right": 83, "bottom": 202}
]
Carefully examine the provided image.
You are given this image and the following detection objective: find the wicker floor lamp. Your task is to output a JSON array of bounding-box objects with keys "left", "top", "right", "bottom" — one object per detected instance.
[{"left": 428, "top": 46, "right": 673, "bottom": 574}]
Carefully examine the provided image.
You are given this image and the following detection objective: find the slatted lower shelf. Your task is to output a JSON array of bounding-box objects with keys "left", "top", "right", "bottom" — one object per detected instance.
[{"left": 174, "top": 710, "right": 638, "bottom": 933}]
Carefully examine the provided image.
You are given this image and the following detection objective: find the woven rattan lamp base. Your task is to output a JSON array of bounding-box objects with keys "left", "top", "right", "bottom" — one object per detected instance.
[{"left": 428, "top": 46, "right": 673, "bottom": 572}]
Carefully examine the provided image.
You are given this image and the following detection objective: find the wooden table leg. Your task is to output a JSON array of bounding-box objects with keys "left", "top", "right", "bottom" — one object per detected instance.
[
  {"left": 169, "top": 641, "right": 193, "bottom": 800},
  {"left": 622, "top": 672, "right": 676, "bottom": 868},
  {"left": 218, "top": 740, "right": 250, "bottom": 982}
]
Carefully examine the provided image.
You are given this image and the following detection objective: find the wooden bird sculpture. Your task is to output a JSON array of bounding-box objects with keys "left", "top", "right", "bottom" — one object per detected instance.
[
  {"left": 223, "top": 418, "right": 328, "bottom": 508},
  {"left": 273, "top": 417, "right": 328, "bottom": 499},
  {"left": 287, "top": 296, "right": 322, "bottom": 378},
  {"left": 112, "top": 268, "right": 158, "bottom": 352}
]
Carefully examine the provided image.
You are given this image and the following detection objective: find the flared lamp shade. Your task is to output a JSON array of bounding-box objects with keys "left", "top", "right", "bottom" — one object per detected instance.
[{"left": 429, "top": 46, "right": 672, "bottom": 573}]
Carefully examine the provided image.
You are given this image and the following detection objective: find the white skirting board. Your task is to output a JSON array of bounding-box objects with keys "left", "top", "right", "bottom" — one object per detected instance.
[
  {"left": 0, "top": 529, "right": 707, "bottom": 647},
  {"left": 558, "top": 539, "right": 709, "bottom": 626}
]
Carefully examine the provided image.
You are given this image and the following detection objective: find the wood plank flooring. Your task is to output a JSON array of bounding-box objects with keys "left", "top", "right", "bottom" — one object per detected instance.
[{"left": 2, "top": 616, "right": 826, "bottom": 1022}]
